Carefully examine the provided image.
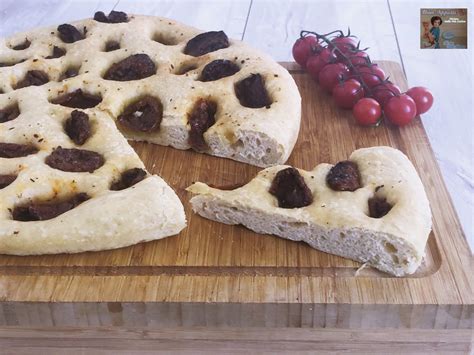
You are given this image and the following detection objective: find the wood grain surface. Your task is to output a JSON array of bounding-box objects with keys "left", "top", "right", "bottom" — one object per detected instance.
[
  {"left": 0, "top": 62, "right": 472, "bottom": 329},
  {"left": 1, "top": 327, "right": 472, "bottom": 354}
]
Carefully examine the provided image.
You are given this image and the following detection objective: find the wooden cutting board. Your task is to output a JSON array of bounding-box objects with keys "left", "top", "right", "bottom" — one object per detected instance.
[{"left": 0, "top": 61, "right": 472, "bottom": 329}]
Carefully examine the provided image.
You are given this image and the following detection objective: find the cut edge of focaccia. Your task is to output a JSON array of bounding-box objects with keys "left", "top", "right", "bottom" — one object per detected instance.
[{"left": 186, "top": 146, "right": 432, "bottom": 277}]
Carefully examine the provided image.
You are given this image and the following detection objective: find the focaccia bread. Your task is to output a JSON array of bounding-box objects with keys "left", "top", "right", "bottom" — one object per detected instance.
[
  {"left": 187, "top": 146, "right": 432, "bottom": 276},
  {"left": 0, "top": 11, "right": 202, "bottom": 255},
  {"left": 0, "top": 11, "right": 301, "bottom": 167},
  {"left": 0, "top": 88, "right": 186, "bottom": 255}
]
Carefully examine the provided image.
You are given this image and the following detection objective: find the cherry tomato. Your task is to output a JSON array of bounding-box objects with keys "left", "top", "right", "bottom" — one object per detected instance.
[
  {"left": 372, "top": 82, "right": 401, "bottom": 107},
  {"left": 330, "top": 36, "right": 358, "bottom": 48},
  {"left": 354, "top": 64, "right": 386, "bottom": 87},
  {"left": 292, "top": 36, "right": 320, "bottom": 67},
  {"left": 330, "top": 36, "right": 358, "bottom": 60},
  {"left": 406, "top": 86, "right": 434, "bottom": 114},
  {"left": 332, "top": 79, "right": 365, "bottom": 109},
  {"left": 318, "top": 63, "right": 349, "bottom": 93},
  {"left": 306, "top": 48, "right": 337, "bottom": 80},
  {"left": 352, "top": 98, "right": 382, "bottom": 126},
  {"left": 384, "top": 94, "right": 417, "bottom": 126},
  {"left": 346, "top": 51, "right": 369, "bottom": 66}
]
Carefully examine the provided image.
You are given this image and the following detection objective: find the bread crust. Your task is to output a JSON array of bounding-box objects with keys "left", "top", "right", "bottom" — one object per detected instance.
[{"left": 187, "top": 147, "right": 432, "bottom": 276}]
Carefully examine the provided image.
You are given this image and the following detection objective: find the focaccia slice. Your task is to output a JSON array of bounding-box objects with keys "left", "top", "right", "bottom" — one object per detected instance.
[
  {"left": 187, "top": 146, "right": 432, "bottom": 276},
  {"left": 0, "top": 85, "right": 186, "bottom": 255}
]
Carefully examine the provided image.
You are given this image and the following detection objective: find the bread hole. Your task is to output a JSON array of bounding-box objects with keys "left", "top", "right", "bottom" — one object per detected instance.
[
  {"left": 326, "top": 161, "right": 361, "bottom": 192},
  {"left": 117, "top": 96, "right": 163, "bottom": 133},
  {"left": 45, "top": 147, "right": 104, "bottom": 173},
  {"left": 104, "top": 40, "right": 121, "bottom": 52},
  {"left": 183, "top": 31, "right": 229, "bottom": 57},
  {"left": 368, "top": 196, "right": 393, "bottom": 218},
  {"left": 234, "top": 74, "right": 272, "bottom": 108},
  {"left": 339, "top": 232, "right": 346, "bottom": 239},
  {"left": 50, "top": 89, "right": 102, "bottom": 109},
  {"left": 0, "top": 102, "right": 20, "bottom": 123},
  {"left": 187, "top": 98, "right": 217, "bottom": 152},
  {"left": 199, "top": 60, "right": 240, "bottom": 82},
  {"left": 46, "top": 46, "right": 66, "bottom": 59},
  {"left": 256, "top": 138, "right": 262, "bottom": 147},
  {"left": 384, "top": 242, "right": 398, "bottom": 254},
  {"left": 94, "top": 10, "right": 128, "bottom": 24},
  {"left": 153, "top": 32, "right": 179, "bottom": 46},
  {"left": 103, "top": 54, "right": 156, "bottom": 81},
  {"left": 0, "top": 142, "right": 38, "bottom": 158},
  {"left": 10, "top": 39, "right": 31, "bottom": 50},
  {"left": 391, "top": 254, "right": 399, "bottom": 264},
  {"left": 110, "top": 168, "right": 146, "bottom": 191},
  {"left": 11, "top": 192, "right": 89, "bottom": 221},
  {"left": 269, "top": 167, "right": 313, "bottom": 209},
  {"left": 0, "top": 174, "right": 17, "bottom": 189},
  {"left": 64, "top": 110, "right": 92, "bottom": 146},
  {"left": 174, "top": 63, "right": 198, "bottom": 75},
  {"left": 14, "top": 70, "right": 49, "bottom": 89},
  {"left": 59, "top": 65, "right": 81, "bottom": 81},
  {"left": 57, "top": 24, "right": 85, "bottom": 44},
  {"left": 266, "top": 148, "right": 271, "bottom": 154}
]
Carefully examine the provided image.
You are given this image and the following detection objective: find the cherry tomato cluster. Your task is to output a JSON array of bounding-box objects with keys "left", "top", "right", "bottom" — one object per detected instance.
[{"left": 292, "top": 29, "right": 434, "bottom": 126}]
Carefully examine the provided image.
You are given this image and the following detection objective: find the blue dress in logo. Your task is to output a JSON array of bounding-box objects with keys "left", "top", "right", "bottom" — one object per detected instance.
[{"left": 430, "top": 27, "right": 440, "bottom": 48}]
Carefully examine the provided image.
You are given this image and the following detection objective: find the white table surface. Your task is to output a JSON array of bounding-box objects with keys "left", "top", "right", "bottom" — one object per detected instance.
[{"left": 1, "top": 0, "right": 472, "bottom": 250}]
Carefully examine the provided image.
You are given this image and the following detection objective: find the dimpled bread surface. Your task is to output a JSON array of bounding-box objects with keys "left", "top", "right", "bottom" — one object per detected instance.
[{"left": 0, "top": 14, "right": 301, "bottom": 167}]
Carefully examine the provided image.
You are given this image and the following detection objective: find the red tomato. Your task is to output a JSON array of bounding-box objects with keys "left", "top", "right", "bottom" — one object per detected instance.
[
  {"left": 306, "top": 48, "right": 337, "bottom": 80},
  {"left": 372, "top": 82, "right": 402, "bottom": 107},
  {"left": 330, "top": 36, "right": 358, "bottom": 48},
  {"left": 292, "top": 36, "right": 320, "bottom": 67},
  {"left": 346, "top": 51, "right": 369, "bottom": 66},
  {"left": 354, "top": 64, "right": 386, "bottom": 87},
  {"left": 333, "top": 79, "right": 365, "bottom": 109},
  {"left": 384, "top": 94, "right": 417, "bottom": 126},
  {"left": 330, "top": 36, "right": 358, "bottom": 60},
  {"left": 318, "top": 63, "right": 349, "bottom": 93},
  {"left": 406, "top": 86, "right": 434, "bottom": 114},
  {"left": 352, "top": 98, "right": 382, "bottom": 126}
]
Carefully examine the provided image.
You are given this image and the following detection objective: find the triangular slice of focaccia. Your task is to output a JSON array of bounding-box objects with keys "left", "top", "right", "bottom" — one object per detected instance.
[
  {"left": 187, "top": 146, "right": 432, "bottom": 276},
  {"left": 0, "top": 92, "right": 186, "bottom": 255}
]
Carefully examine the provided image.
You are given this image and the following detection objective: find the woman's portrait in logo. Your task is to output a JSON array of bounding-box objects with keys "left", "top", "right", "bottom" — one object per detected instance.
[{"left": 420, "top": 9, "right": 467, "bottom": 49}]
